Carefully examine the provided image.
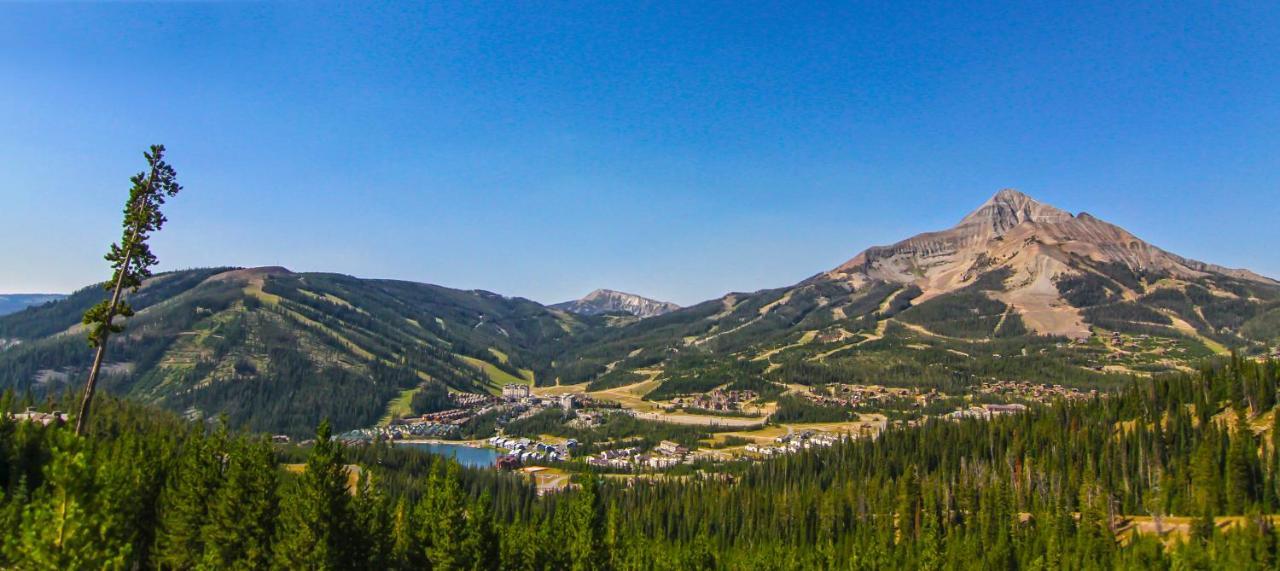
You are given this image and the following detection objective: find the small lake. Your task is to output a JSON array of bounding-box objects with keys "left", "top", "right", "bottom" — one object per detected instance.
[{"left": 401, "top": 442, "right": 501, "bottom": 468}]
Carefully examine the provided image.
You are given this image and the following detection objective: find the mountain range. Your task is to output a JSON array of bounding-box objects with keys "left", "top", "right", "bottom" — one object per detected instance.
[{"left": 2, "top": 189, "right": 1277, "bottom": 435}]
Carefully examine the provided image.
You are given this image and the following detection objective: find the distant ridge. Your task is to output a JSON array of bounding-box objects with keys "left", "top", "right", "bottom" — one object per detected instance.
[
  {"left": 0, "top": 294, "right": 66, "bottom": 316},
  {"left": 552, "top": 289, "right": 681, "bottom": 318}
]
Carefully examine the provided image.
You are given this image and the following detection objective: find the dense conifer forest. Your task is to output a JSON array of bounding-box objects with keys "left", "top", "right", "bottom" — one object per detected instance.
[{"left": 2, "top": 358, "right": 1279, "bottom": 568}]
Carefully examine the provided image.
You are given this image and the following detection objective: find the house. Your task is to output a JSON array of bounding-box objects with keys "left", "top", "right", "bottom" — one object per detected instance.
[
  {"left": 560, "top": 394, "right": 578, "bottom": 411},
  {"left": 655, "top": 440, "right": 688, "bottom": 456},
  {"left": 645, "top": 455, "right": 680, "bottom": 469},
  {"left": 502, "top": 384, "right": 531, "bottom": 400},
  {"left": 688, "top": 389, "right": 758, "bottom": 412},
  {"left": 10, "top": 407, "right": 67, "bottom": 426},
  {"left": 983, "top": 403, "right": 1028, "bottom": 416}
]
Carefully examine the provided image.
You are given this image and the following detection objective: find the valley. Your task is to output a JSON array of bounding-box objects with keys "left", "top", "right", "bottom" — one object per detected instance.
[{"left": 6, "top": 190, "right": 1274, "bottom": 470}]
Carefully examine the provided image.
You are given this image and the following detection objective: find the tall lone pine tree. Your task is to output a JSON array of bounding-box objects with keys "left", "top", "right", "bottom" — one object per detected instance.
[{"left": 75, "top": 145, "right": 182, "bottom": 435}]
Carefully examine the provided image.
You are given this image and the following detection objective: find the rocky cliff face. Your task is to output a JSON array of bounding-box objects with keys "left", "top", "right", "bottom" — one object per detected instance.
[
  {"left": 553, "top": 289, "right": 681, "bottom": 318},
  {"left": 821, "top": 189, "right": 1276, "bottom": 338}
]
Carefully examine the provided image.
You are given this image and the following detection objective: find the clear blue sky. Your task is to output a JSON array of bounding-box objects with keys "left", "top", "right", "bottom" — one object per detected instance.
[{"left": 2, "top": 2, "right": 1277, "bottom": 305}]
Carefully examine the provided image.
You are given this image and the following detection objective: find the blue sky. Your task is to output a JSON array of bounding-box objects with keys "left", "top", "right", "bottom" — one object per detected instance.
[{"left": 2, "top": 2, "right": 1277, "bottom": 305}]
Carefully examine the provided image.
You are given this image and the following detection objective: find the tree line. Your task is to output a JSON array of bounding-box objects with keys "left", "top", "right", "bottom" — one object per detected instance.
[{"left": 2, "top": 357, "right": 1280, "bottom": 568}]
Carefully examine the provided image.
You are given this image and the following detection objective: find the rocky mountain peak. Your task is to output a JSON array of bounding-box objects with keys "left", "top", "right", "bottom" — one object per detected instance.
[
  {"left": 957, "top": 188, "right": 1075, "bottom": 237},
  {"left": 553, "top": 289, "right": 680, "bottom": 319},
  {"left": 583, "top": 289, "right": 623, "bottom": 300},
  {"left": 823, "top": 188, "right": 1275, "bottom": 339}
]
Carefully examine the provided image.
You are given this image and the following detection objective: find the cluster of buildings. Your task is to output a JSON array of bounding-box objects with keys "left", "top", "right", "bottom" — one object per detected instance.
[
  {"left": 339, "top": 422, "right": 460, "bottom": 443},
  {"left": 352, "top": 390, "right": 572, "bottom": 444},
  {"left": 413, "top": 409, "right": 473, "bottom": 423},
  {"left": 587, "top": 446, "right": 642, "bottom": 469},
  {"left": 810, "top": 384, "right": 916, "bottom": 407},
  {"left": 744, "top": 430, "right": 845, "bottom": 456},
  {"left": 585, "top": 440, "right": 690, "bottom": 471},
  {"left": 975, "top": 381, "right": 1094, "bottom": 403},
  {"left": 500, "top": 384, "right": 598, "bottom": 412},
  {"left": 345, "top": 383, "right": 614, "bottom": 446},
  {"left": 344, "top": 392, "right": 515, "bottom": 442},
  {"left": 6, "top": 407, "right": 68, "bottom": 426},
  {"left": 501, "top": 384, "right": 531, "bottom": 400},
  {"left": 1100, "top": 332, "right": 1188, "bottom": 363},
  {"left": 673, "top": 389, "right": 758, "bottom": 413},
  {"left": 452, "top": 393, "right": 495, "bottom": 408},
  {"left": 569, "top": 410, "right": 607, "bottom": 428},
  {"left": 944, "top": 402, "right": 1029, "bottom": 421},
  {"left": 489, "top": 435, "right": 576, "bottom": 465}
]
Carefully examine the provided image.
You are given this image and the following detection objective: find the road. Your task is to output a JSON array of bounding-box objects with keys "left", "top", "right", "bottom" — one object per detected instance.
[{"left": 632, "top": 411, "right": 768, "bottom": 428}]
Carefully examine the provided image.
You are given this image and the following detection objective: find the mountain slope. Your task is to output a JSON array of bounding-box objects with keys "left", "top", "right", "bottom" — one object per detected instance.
[
  {"left": 0, "top": 267, "right": 599, "bottom": 435},
  {"left": 551, "top": 190, "right": 1280, "bottom": 393},
  {"left": 3, "top": 189, "right": 1276, "bottom": 432},
  {"left": 553, "top": 289, "right": 680, "bottom": 318}
]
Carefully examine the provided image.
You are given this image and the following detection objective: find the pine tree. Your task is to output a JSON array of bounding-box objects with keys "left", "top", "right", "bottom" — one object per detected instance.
[
  {"left": 95, "top": 430, "right": 167, "bottom": 568},
  {"left": 425, "top": 461, "right": 468, "bottom": 569},
  {"left": 816, "top": 487, "right": 839, "bottom": 567},
  {"left": 352, "top": 469, "right": 393, "bottom": 570},
  {"left": 603, "top": 500, "right": 622, "bottom": 570},
  {"left": 6, "top": 432, "right": 130, "bottom": 568},
  {"left": 917, "top": 484, "right": 942, "bottom": 571},
  {"left": 1074, "top": 471, "right": 1114, "bottom": 568},
  {"left": 1226, "top": 408, "right": 1256, "bottom": 513},
  {"left": 407, "top": 489, "right": 436, "bottom": 569},
  {"left": 154, "top": 430, "right": 223, "bottom": 568},
  {"left": 75, "top": 145, "right": 183, "bottom": 435},
  {"left": 1191, "top": 436, "right": 1221, "bottom": 517},
  {"left": 566, "top": 477, "right": 604, "bottom": 571},
  {"left": 391, "top": 496, "right": 418, "bottom": 567},
  {"left": 896, "top": 467, "right": 922, "bottom": 542},
  {"left": 463, "top": 492, "right": 499, "bottom": 571},
  {"left": 201, "top": 438, "right": 278, "bottom": 570},
  {"left": 272, "top": 420, "right": 357, "bottom": 569}
]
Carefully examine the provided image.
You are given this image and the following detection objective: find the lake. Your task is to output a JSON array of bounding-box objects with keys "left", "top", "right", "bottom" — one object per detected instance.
[{"left": 401, "top": 442, "right": 501, "bottom": 468}]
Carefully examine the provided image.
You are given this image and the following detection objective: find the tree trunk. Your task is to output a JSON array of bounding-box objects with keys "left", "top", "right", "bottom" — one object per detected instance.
[{"left": 74, "top": 249, "right": 133, "bottom": 436}]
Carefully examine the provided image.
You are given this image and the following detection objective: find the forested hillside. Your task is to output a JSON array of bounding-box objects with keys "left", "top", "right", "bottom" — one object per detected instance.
[
  {"left": 4, "top": 255, "right": 1278, "bottom": 438},
  {"left": 3, "top": 359, "right": 1280, "bottom": 568},
  {"left": 0, "top": 267, "right": 605, "bottom": 436}
]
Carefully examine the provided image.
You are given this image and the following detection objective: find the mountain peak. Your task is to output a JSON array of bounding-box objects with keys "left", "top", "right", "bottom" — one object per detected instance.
[
  {"left": 827, "top": 187, "right": 1276, "bottom": 339},
  {"left": 991, "top": 187, "right": 1032, "bottom": 201},
  {"left": 958, "top": 188, "right": 1073, "bottom": 235},
  {"left": 553, "top": 289, "right": 680, "bottom": 318}
]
